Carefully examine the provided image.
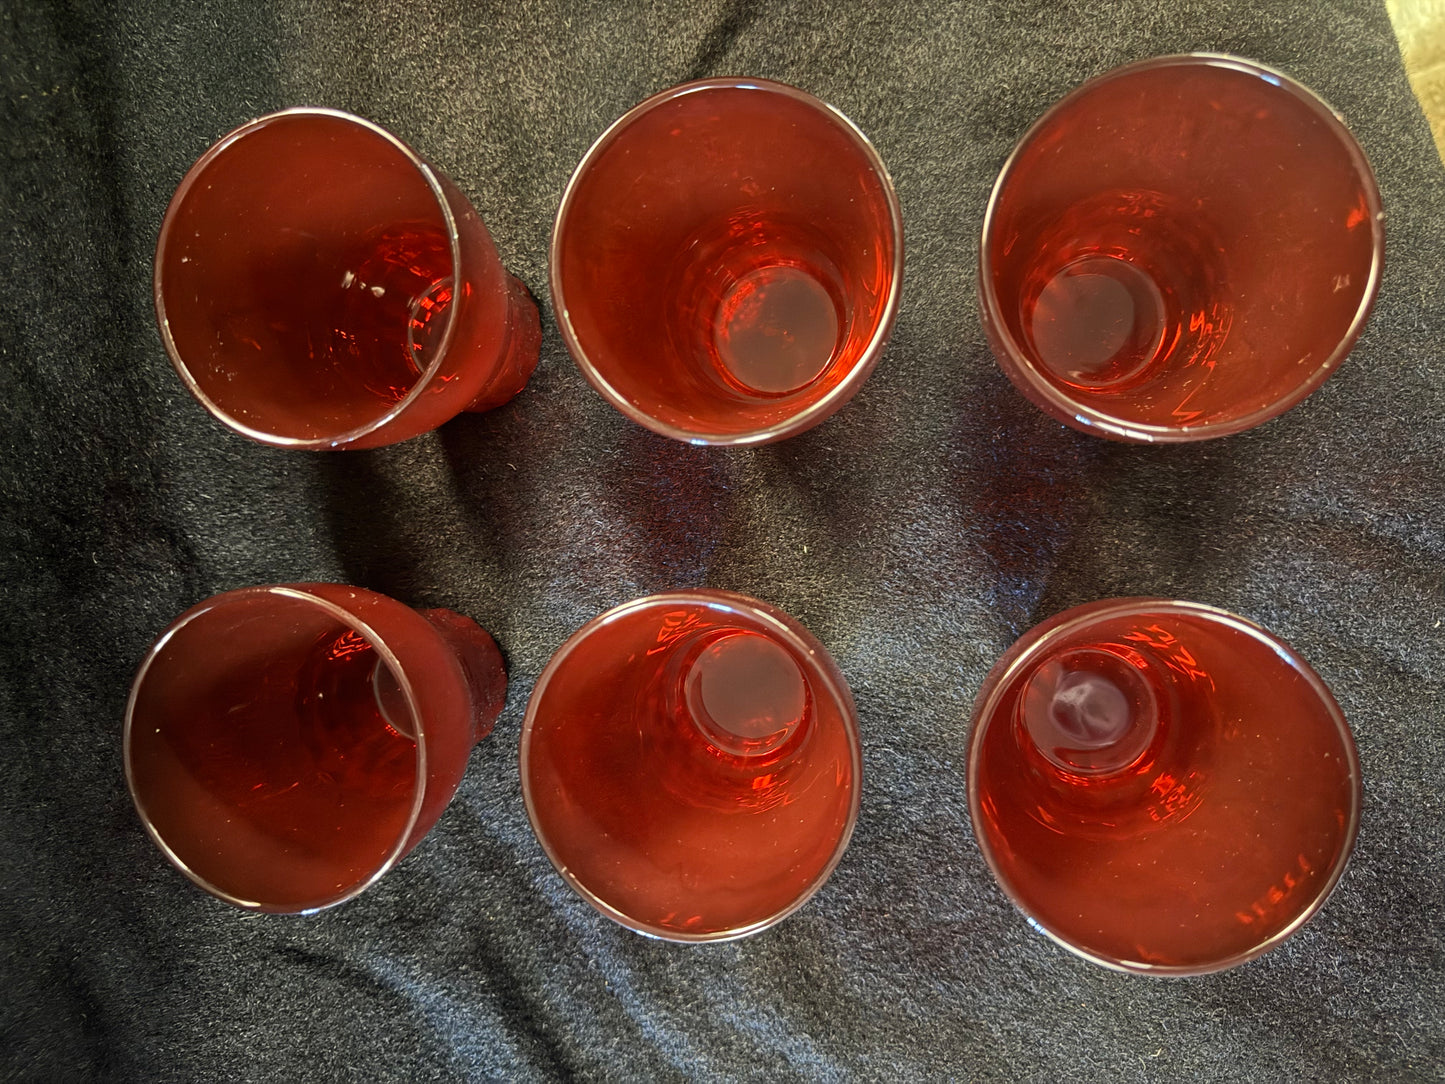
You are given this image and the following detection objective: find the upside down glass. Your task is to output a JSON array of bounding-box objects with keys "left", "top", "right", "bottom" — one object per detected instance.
[
  {"left": 551, "top": 79, "right": 904, "bottom": 444},
  {"left": 980, "top": 55, "right": 1384, "bottom": 441},
  {"left": 124, "top": 584, "right": 506, "bottom": 912},
  {"left": 967, "top": 598, "right": 1361, "bottom": 974},
  {"left": 520, "top": 591, "right": 862, "bottom": 939},
  {"left": 155, "top": 108, "right": 541, "bottom": 449}
]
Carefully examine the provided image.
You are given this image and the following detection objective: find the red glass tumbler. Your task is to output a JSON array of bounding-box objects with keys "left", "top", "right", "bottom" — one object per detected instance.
[
  {"left": 551, "top": 79, "right": 903, "bottom": 444},
  {"left": 124, "top": 584, "right": 506, "bottom": 912},
  {"left": 980, "top": 55, "right": 1384, "bottom": 441},
  {"left": 967, "top": 598, "right": 1361, "bottom": 974},
  {"left": 155, "top": 108, "right": 541, "bottom": 449},
  {"left": 520, "top": 590, "right": 862, "bottom": 939}
]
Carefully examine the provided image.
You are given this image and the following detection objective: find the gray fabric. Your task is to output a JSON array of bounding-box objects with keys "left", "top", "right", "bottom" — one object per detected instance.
[{"left": 3, "top": 1, "right": 1443, "bottom": 1079}]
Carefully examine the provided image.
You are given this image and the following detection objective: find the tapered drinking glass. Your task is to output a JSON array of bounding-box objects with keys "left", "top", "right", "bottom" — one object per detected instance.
[
  {"left": 967, "top": 598, "right": 1361, "bottom": 974},
  {"left": 125, "top": 584, "right": 506, "bottom": 912},
  {"left": 980, "top": 55, "right": 1384, "bottom": 441},
  {"left": 155, "top": 108, "right": 540, "bottom": 449},
  {"left": 552, "top": 78, "right": 903, "bottom": 444},
  {"left": 520, "top": 590, "right": 862, "bottom": 939}
]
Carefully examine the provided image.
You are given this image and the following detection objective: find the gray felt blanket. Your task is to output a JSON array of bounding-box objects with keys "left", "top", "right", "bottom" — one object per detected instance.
[{"left": 2, "top": 1, "right": 1442, "bottom": 1080}]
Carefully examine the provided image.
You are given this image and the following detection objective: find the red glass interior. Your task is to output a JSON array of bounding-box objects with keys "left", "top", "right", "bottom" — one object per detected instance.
[
  {"left": 521, "top": 591, "right": 861, "bottom": 939},
  {"left": 552, "top": 79, "right": 903, "bottom": 444},
  {"left": 155, "top": 109, "right": 539, "bottom": 450},
  {"left": 980, "top": 55, "right": 1383, "bottom": 441},
  {"left": 125, "top": 584, "right": 505, "bottom": 912},
  {"left": 967, "top": 599, "right": 1361, "bottom": 974}
]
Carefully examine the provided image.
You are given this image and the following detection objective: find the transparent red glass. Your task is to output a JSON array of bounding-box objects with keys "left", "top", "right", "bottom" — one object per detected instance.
[
  {"left": 967, "top": 598, "right": 1361, "bottom": 974},
  {"left": 155, "top": 108, "right": 540, "bottom": 450},
  {"left": 124, "top": 584, "right": 506, "bottom": 912},
  {"left": 551, "top": 79, "right": 903, "bottom": 445},
  {"left": 520, "top": 590, "right": 862, "bottom": 940},
  {"left": 980, "top": 55, "right": 1384, "bottom": 441}
]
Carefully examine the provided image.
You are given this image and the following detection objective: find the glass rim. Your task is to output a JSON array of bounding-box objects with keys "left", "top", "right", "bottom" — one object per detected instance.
[
  {"left": 123, "top": 584, "right": 430, "bottom": 913},
  {"left": 965, "top": 596, "right": 1363, "bottom": 976},
  {"left": 549, "top": 77, "right": 906, "bottom": 446},
  {"left": 518, "top": 588, "right": 864, "bottom": 941},
  {"left": 977, "top": 53, "right": 1386, "bottom": 443},
  {"left": 152, "top": 107, "right": 464, "bottom": 450}
]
